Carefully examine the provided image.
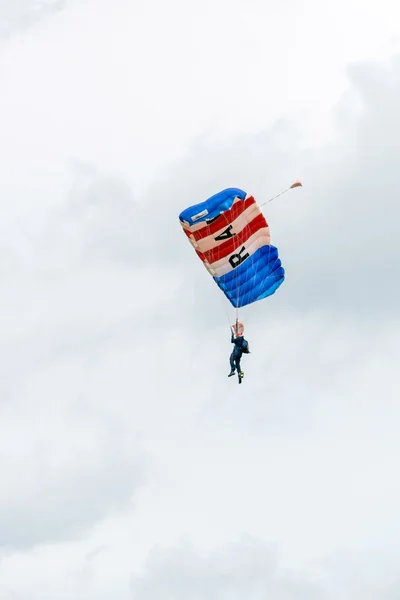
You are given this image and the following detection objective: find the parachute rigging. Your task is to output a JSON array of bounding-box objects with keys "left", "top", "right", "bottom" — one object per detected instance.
[{"left": 178, "top": 182, "right": 302, "bottom": 330}]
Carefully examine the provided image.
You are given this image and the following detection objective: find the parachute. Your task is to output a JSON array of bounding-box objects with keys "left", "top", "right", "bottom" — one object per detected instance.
[{"left": 179, "top": 187, "right": 287, "bottom": 310}]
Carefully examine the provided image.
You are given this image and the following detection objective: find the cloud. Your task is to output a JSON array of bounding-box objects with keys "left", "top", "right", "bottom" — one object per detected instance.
[
  {"left": 130, "top": 538, "right": 400, "bottom": 600},
  {"left": 40, "top": 159, "right": 142, "bottom": 270},
  {"left": 130, "top": 538, "right": 324, "bottom": 600},
  {"left": 0, "top": 403, "right": 145, "bottom": 549},
  {"left": 0, "top": 0, "right": 65, "bottom": 40},
  {"left": 0, "top": 165, "right": 149, "bottom": 551}
]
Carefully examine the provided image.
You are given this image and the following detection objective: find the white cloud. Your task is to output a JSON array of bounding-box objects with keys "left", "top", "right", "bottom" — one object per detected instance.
[
  {"left": 0, "top": 0, "right": 65, "bottom": 40},
  {"left": 0, "top": 387, "right": 145, "bottom": 548},
  {"left": 130, "top": 538, "right": 323, "bottom": 600}
]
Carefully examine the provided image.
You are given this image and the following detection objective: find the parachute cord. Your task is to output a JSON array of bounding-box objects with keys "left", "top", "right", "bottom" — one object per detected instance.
[
  {"left": 259, "top": 181, "right": 302, "bottom": 208},
  {"left": 206, "top": 207, "right": 234, "bottom": 334},
  {"left": 259, "top": 188, "right": 290, "bottom": 207},
  {"left": 236, "top": 256, "right": 239, "bottom": 336},
  {"left": 218, "top": 287, "right": 234, "bottom": 330},
  {"left": 235, "top": 306, "right": 239, "bottom": 336}
]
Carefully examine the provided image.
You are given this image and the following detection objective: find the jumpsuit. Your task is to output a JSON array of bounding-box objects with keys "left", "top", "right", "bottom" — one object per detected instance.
[{"left": 229, "top": 334, "right": 247, "bottom": 374}]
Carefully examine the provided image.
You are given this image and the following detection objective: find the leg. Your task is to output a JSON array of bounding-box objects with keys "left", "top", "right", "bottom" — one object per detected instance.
[
  {"left": 228, "top": 352, "right": 235, "bottom": 376},
  {"left": 235, "top": 356, "right": 243, "bottom": 376}
]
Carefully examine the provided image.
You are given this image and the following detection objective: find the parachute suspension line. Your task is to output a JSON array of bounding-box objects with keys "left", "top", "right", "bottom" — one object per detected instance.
[
  {"left": 250, "top": 180, "right": 302, "bottom": 323},
  {"left": 215, "top": 181, "right": 302, "bottom": 338},
  {"left": 212, "top": 204, "right": 240, "bottom": 334},
  {"left": 247, "top": 182, "right": 302, "bottom": 317},
  {"left": 259, "top": 180, "right": 302, "bottom": 208},
  {"left": 236, "top": 264, "right": 239, "bottom": 336},
  {"left": 219, "top": 289, "right": 233, "bottom": 330},
  {"left": 179, "top": 184, "right": 302, "bottom": 340}
]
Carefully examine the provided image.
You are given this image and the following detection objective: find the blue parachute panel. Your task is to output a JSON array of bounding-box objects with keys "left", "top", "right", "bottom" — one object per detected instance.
[
  {"left": 214, "top": 245, "right": 285, "bottom": 308},
  {"left": 179, "top": 188, "right": 247, "bottom": 226}
]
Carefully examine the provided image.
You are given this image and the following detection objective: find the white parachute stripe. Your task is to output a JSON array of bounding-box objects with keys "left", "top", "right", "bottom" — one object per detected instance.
[
  {"left": 194, "top": 202, "right": 268, "bottom": 253},
  {"left": 179, "top": 195, "right": 251, "bottom": 233},
  {"left": 180, "top": 229, "right": 218, "bottom": 276},
  {"left": 210, "top": 228, "right": 270, "bottom": 277},
  {"left": 179, "top": 194, "right": 269, "bottom": 280}
]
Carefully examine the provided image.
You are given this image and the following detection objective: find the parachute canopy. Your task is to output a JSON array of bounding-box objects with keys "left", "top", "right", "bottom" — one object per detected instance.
[{"left": 179, "top": 188, "right": 285, "bottom": 308}]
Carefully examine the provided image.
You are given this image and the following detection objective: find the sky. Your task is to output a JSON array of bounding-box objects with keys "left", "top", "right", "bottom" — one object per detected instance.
[{"left": 0, "top": 0, "right": 400, "bottom": 598}]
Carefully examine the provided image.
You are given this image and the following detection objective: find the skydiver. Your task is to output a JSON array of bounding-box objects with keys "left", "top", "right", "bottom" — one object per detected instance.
[{"left": 228, "top": 326, "right": 250, "bottom": 379}]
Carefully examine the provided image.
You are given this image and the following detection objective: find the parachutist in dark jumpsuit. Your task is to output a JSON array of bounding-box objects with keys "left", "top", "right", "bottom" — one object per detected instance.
[{"left": 228, "top": 330, "right": 250, "bottom": 378}]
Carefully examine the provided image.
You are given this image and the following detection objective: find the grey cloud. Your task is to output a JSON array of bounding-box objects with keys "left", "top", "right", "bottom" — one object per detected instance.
[
  {"left": 16, "top": 160, "right": 142, "bottom": 273},
  {"left": 0, "top": 162, "right": 145, "bottom": 391},
  {"left": 0, "top": 164, "right": 151, "bottom": 551},
  {"left": 0, "top": 0, "right": 65, "bottom": 40},
  {"left": 130, "top": 538, "right": 324, "bottom": 600},
  {"left": 63, "top": 160, "right": 142, "bottom": 267},
  {"left": 130, "top": 539, "right": 400, "bottom": 600},
  {"left": 0, "top": 416, "right": 145, "bottom": 549}
]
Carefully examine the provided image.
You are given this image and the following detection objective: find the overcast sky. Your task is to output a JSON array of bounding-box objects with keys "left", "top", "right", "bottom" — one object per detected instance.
[{"left": 1, "top": 0, "right": 400, "bottom": 598}]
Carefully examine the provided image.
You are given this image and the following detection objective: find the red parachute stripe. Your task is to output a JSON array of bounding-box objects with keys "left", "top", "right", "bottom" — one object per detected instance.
[
  {"left": 191, "top": 196, "right": 257, "bottom": 241},
  {"left": 203, "top": 212, "right": 267, "bottom": 264}
]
